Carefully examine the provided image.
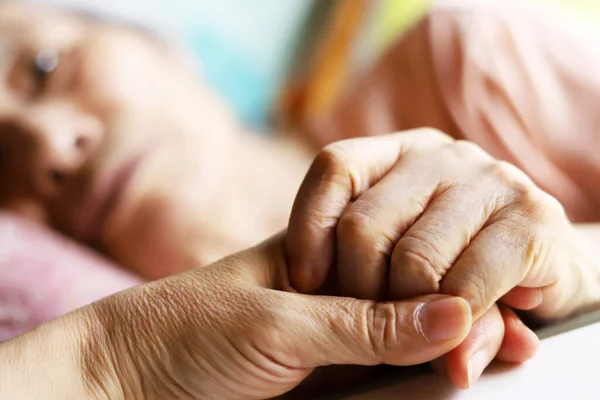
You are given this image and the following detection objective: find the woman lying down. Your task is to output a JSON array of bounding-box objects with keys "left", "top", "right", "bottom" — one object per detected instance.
[{"left": 1, "top": 1, "right": 600, "bottom": 397}]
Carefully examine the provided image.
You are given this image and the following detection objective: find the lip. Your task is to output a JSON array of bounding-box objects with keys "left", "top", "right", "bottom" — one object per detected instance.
[{"left": 75, "top": 150, "right": 149, "bottom": 242}]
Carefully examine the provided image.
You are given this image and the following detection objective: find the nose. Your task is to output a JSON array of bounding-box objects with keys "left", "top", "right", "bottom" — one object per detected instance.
[{"left": 23, "top": 103, "right": 102, "bottom": 197}]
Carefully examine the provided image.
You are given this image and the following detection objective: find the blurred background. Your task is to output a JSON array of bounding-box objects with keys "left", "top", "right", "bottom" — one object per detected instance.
[{"left": 22, "top": 0, "right": 600, "bottom": 128}]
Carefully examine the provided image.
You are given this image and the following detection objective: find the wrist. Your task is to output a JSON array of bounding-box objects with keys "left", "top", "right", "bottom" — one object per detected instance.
[
  {"left": 83, "top": 278, "right": 205, "bottom": 400},
  {"left": 0, "top": 310, "right": 121, "bottom": 400},
  {"left": 79, "top": 303, "right": 144, "bottom": 400}
]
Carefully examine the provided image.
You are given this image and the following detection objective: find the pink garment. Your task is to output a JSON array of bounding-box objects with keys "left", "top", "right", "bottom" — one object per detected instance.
[
  {"left": 431, "top": 1, "right": 600, "bottom": 222},
  {"left": 307, "top": 0, "right": 600, "bottom": 222},
  {"left": 0, "top": 212, "right": 141, "bottom": 341}
]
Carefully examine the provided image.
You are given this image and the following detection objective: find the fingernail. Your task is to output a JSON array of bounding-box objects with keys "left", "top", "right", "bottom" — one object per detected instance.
[
  {"left": 417, "top": 297, "right": 471, "bottom": 341},
  {"left": 467, "top": 350, "right": 490, "bottom": 387}
]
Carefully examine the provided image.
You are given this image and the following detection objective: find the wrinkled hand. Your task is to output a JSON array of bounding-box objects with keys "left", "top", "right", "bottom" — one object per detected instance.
[
  {"left": 286, "top": 129, "right": 578, "bottom": 387},
  {"left": 83, "top": 234, "right": 474, "bottom": 400}
]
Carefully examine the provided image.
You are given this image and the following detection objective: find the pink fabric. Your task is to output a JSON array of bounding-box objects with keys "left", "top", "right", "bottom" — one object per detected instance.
[
  {"left": 0, "top": 212, "right": 141, "bottom": 341},
  {"left": 430, "top": 1, "right": 600, "bottom": 222}
]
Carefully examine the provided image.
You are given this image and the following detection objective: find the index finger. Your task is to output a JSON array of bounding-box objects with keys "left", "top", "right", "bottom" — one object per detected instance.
[{"left": 286, "top": 129, "right": 452, "bottom": 293}]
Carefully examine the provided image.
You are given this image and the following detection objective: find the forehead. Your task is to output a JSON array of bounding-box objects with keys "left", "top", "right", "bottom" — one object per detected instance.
[
  {"left": 0, "top": 4, "right": 86, "bottom": 52},
  {"left": 0, "top": 4, "right": 84, "bottom": 112}
]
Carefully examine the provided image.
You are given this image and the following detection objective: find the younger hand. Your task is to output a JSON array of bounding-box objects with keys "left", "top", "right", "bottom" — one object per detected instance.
[{"left": 81, "top": 234, "right": 473, "bottom": 399}]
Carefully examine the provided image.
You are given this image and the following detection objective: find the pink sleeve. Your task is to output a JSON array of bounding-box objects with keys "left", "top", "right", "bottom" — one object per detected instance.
[
  {"left": 429, "top": 0, "right": 600, "bottom": 221},
  {"left": 308, "top": 0, "right": 600, "bottom": 222},
  {"left": 0, "top": 212, "right": 141, "bottom": 342}
]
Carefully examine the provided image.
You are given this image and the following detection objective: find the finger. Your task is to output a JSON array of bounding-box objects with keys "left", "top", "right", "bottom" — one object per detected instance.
[
  {"left": 432, "top": 307, "right": 539, "bottom": 384},
  {"left": 388, "top": 177, "right": 499, "bottom": 300},
  {"left": 445, "top": 305, "right": 504, "bottom": 389},
  {"left": 337, "top": 140, "right": 496, "bottom": 301},
  {"left": 500, "top": 287, "right": 543, "bottom": 310},
  {"left": 287, "top": 129, "right": 452, "bottom": 293},
  {"left": 440, "top": 199, "right": 561, "bottom": 320},
  {"left": 495, "top": 306, "right": 539, "bottom": 363},
  {"left": 336, "top": 152, "right": 443, "bottom": 299},
  {"left": 284, "top": 294, "right": 471, "bottom": 368}
]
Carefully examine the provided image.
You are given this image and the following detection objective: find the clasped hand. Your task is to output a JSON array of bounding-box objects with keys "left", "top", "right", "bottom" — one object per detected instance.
[{"left": 85, "top": 129, "right": 580, "bottom": 399}]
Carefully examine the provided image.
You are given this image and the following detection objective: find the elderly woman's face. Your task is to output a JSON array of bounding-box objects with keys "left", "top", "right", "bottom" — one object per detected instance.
[{"left": 0, "top": 3, "right": 247, "bottom": 276}]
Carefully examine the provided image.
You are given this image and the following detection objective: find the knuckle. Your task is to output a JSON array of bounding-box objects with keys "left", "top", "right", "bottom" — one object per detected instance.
[
  {"left": 510, "top": 187, "right": 565, "bottom": 228},
  {"left": 365, "top": 302, "right": 401, "bottom": 360},
  {"left": 448, "top": 139, "right": 490, "bottom": 160},
  {"left": 312, "top": 143, "right": 350, "bottom": 178},
  {"left": 338, "top": 206, "right": 379, "bottom": 244},
  {"left": 412, "top": 127, "right": 454, "bottom": 145},
  {"left": 444, "top": 269, "right": 489, "bottom": 313},
  {"left": 311, "top": 142, "right": 365, "bottom": 197},
  {"left": 453, "top": 139, "right": 484, "bottom": 154},
  {"left": 526, "top": 189, "right": 566, "bottom": 224},
  {"left": 484, "top": 161, "right": 539, "bottom": 206},
  {"left": 337, "top": 202, "right": 397, "bottom": 259},
  {"left": 365, "top": 301, "right": 431, "bottom": 361},
  {"left": 304, "top": 202, "right": 340, "bottom": 231},
  {"left": 392, "top": 235, "right": 446, "bottom": 289},
  {"left": 489, "top": 160, "right": 532, "bottom": 187},
  {"left": 509, "top": 190, "right": 566, "bottom": 271},
  {"left": 338, "top": 203, "right": 397, "bottom": 256}
]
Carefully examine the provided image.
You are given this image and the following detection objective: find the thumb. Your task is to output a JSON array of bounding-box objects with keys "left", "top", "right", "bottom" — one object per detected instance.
[{"left": 285, "top": 293, "right": 472, "bottom": 368}]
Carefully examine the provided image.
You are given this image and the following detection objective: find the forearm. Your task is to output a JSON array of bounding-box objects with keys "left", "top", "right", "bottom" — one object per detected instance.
[{"left": 0, "top": 309, "right": 126, "bottom": 400}]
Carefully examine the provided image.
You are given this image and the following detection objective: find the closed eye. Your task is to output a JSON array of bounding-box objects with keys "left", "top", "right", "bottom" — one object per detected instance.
[
  {"left": 29, "top": 49, "right": 59, "bottom": 98},
  {"left": 6, "top": 48, "right": 61, "bottom": 100}
]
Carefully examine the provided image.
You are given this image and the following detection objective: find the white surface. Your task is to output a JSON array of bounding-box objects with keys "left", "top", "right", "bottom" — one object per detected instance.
[{"left": 346, "top": 321, "right": 600, "bottom": 399}]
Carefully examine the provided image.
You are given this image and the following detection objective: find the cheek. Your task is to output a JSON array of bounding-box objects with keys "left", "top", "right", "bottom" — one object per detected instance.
[
  {"left": 103, "top": 198, "right": 201, "bottom": 279},
  {"left": 102, "top": 181, "right": 246, "bottom": 279}
]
